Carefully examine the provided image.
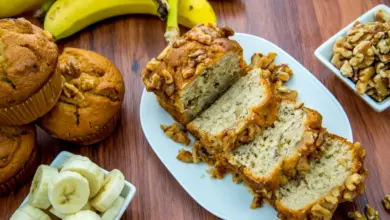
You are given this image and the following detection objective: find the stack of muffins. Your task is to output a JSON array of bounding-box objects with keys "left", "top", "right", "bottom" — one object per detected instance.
[{"left": 0, "top": 18, "right": 125, "bottom": 196}]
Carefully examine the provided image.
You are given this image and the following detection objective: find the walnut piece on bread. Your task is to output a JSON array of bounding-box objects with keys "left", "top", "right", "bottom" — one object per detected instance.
[{"left": 142, "top": 23, "right": 247, "bottom": 124}]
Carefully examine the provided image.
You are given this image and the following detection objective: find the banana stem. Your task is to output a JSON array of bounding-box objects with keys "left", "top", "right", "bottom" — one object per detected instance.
[
  {"left": 153, "top": 0, "right": 169, "bottom": 20},
  {"left": 34, "top": 0, "right": 57, "bottom": 22},
  {"left": 164, "top": 0, "right": 179, "bottom": 44}
]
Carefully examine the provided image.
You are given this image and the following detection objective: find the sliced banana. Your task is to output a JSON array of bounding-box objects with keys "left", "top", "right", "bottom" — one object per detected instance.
[
  {"left": 61, "top": 155, "right": 104, "bottom": 198},
  {"left": 10, "top": 210, "right": 35, "bottom": 220},
  {"left": 64, "top": 210, "right": 101, "bottom": 220},
  {"left": 28, "top": 165, "right": 59, "bottom": 209},
  {"left": 81, "top": 201, "right": 96, "bottom": 211},
  {"left": 50, "top": 201, "right": 96, "bottom": 219},
  {"left": 91, "top": 169, "right": 125, "bottom": 212},
  {"left": 11, "top": 204, "right": 51, "bottom": 220},
  {"left": 49, "top": 171, "right": 90, "bottom": 214},
  {"left": 101, "top": 196, "right": 124, "bottom": 220},
  {"left": 49, "top": 207, "right": 69, "bottom": 219}
]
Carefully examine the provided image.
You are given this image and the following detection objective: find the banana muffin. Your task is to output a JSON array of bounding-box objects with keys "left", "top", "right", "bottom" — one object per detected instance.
[
  {"left": 141, "top": 23, "right": 247, "bottom": 124},
  {"left": 0, "top": 124, "right": 40, "bottom": 196},
  {"left": 0, "top": 18, "right": 61, "bottom": 125},
  {"left": 39, "top": 48, "right": 125, "bottom": 145}
]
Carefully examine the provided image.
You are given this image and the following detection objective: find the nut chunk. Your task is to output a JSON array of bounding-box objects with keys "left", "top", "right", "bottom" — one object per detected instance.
[
  {"left": 176, "top": 149, "right": 193, "bottom": 163},
  {"left": 348, "top": 211, "right": 367, "bottom": 220},
  {"left": 161, "top": 123, "right": 191, "bottom": 146},
  {"left": 384, "top": 195, "right": 390, "bottom": 212},
  {"left": 365, "top": 205, "right": 379, "bottom": 220},
  {"left": 141, "top": 23, "right": 247, "bottom": 124}
]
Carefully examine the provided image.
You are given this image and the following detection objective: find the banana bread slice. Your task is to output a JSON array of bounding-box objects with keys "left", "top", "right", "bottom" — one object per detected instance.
[
  {"left": 187, "top": 68, "right": 278, "bottom": 153},
  {"left": 273, "top": 133, "right": 367, "bottom": 220},
  {"left": 141, "top": 23, "right": 246, "bottom": 124},
  {"left": 222, "top": 100, "right": 323, "bottom": 192}
]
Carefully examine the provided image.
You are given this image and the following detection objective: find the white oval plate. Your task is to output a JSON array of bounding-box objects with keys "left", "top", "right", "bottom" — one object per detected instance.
[{"left": 140, "top": 33, "right": 353, "bottom": 220}]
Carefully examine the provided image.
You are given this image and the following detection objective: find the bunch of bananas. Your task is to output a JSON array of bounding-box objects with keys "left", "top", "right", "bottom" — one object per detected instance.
[{"left": 0, "top": 0, "right": 217, "bottom": 41}]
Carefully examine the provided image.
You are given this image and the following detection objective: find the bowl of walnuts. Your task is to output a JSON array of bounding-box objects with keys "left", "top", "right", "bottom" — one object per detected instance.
[{"left": 315, "top": 4, "right": 390, "bottom": 112}]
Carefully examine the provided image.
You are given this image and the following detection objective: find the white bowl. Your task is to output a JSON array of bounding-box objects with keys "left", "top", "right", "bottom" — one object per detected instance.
[
  {"left": 19, "top": 151, "right": 136, "bottom": 220},
  {"left": 314, "top": 4, "right": 390, "bottom": 112}
]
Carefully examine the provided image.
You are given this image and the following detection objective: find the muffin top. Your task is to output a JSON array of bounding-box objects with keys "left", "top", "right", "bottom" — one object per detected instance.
[
  {"left": 0, "top": 18, "right": 58, "bottom": 108},
  {"left": 39, "top": 48, "right": 125, "bottom": 139},
  {"left": 0, "top": 124, "right": 36, "bottom": 183}
]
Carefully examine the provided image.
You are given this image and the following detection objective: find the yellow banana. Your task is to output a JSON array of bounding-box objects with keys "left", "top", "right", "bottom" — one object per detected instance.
[
  {"left": 0, "top": 0, "right": 46, "bottom": 18},
  {"left": 44, "top": 0, "right": 169, "bottom": 40},
  {"left": 178, "top": 0, "right": 217, "bottom": 28},
  {"left": 44, "top": 0, "right": 217, "bottom": 40}
]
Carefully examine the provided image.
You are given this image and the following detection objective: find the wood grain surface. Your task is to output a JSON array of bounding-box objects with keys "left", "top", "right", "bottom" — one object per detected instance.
[{"left": 1, "top": 0, "right": 390, "bottom": 219}]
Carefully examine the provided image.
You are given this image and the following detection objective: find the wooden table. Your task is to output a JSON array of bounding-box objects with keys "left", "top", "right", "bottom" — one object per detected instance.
[{"left": 1, "top": 0, "right": 390, "bottom": 219}]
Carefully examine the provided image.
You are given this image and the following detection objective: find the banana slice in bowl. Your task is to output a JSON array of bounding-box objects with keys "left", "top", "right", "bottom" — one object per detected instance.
[
  {"left": 101, "top": 196, "right": 125, "bottom": 220},
  {"left": 28, "top": 165, "right": 59, "bottom": 209},
  {"left": 61, "top": 155, "right": 105, "bottom": 198},
  {"left": 91, "top": 169, "right": 125, "bottom": 212},
  {"left": 49, "top": 171, "right": 90, "bottom": 214},
  {"left": 64, "top": 210, "right": 101, "bottom": 220},
  {"left": 11, "top": 204, "right": 51, "bottom": 220}
]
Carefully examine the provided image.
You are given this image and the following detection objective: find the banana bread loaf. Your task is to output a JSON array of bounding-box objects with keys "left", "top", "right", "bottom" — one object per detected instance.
[
  {"left": 272, "top": 133, "right": 367, "bottom": 220},
  {"left": 187, "top": 68, "right": 278, "bottom": 153},
  {"left": 222, "top": 100, "right": 323, "bottom": 192},
  {"left": 141, "top": 23, "right": 247, "bottom": 124}
]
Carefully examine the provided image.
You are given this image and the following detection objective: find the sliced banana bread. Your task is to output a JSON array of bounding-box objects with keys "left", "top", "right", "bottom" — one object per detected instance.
[
  {"left": 141, "top": 23, "right": 247, "bottom": 124},
  {"left": 222, "top": 100, "right": 323, "bottom": 192},
  {"left": 187, "top": 68, "right": 278, "bottom": 153},
  {"left": 273, "top": 133, "right": 367, "bottom": 220}
]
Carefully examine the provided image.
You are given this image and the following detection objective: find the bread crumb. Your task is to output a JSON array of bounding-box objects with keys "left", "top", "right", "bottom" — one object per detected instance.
[
  {"left": 250, "top": 196, "right": 263, "bottom": 209},
  {"left": 161, "top": 123, "right": 191, "bottom": 146},
  {"left": 207, "top": 163, "right": 227, "bottom": 179},
  {"left": 176, "top": 149, "right": 193, "bottom": 163}
]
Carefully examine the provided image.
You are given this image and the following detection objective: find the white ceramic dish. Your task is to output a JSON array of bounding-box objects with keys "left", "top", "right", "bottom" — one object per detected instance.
[
  {"left": 19, "top": 151, "right": 136, "bottom": 220},
  {"left": 315, "top": 4, "right": 390, "bottom": 112},
  {"left": 140, "top": 33, "right": 353, "bottom": 220}
]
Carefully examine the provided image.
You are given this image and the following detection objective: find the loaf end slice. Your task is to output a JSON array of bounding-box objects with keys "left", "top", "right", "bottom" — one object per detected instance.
[
  {"left": 187, "top": 68, "right": 278, "bottom": 153},
  {"left": 273, "top": 133, "right": 367, "bottom": 220},
  {"left": 141, "top": 23, "right": 247, "bottom": 124}
]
